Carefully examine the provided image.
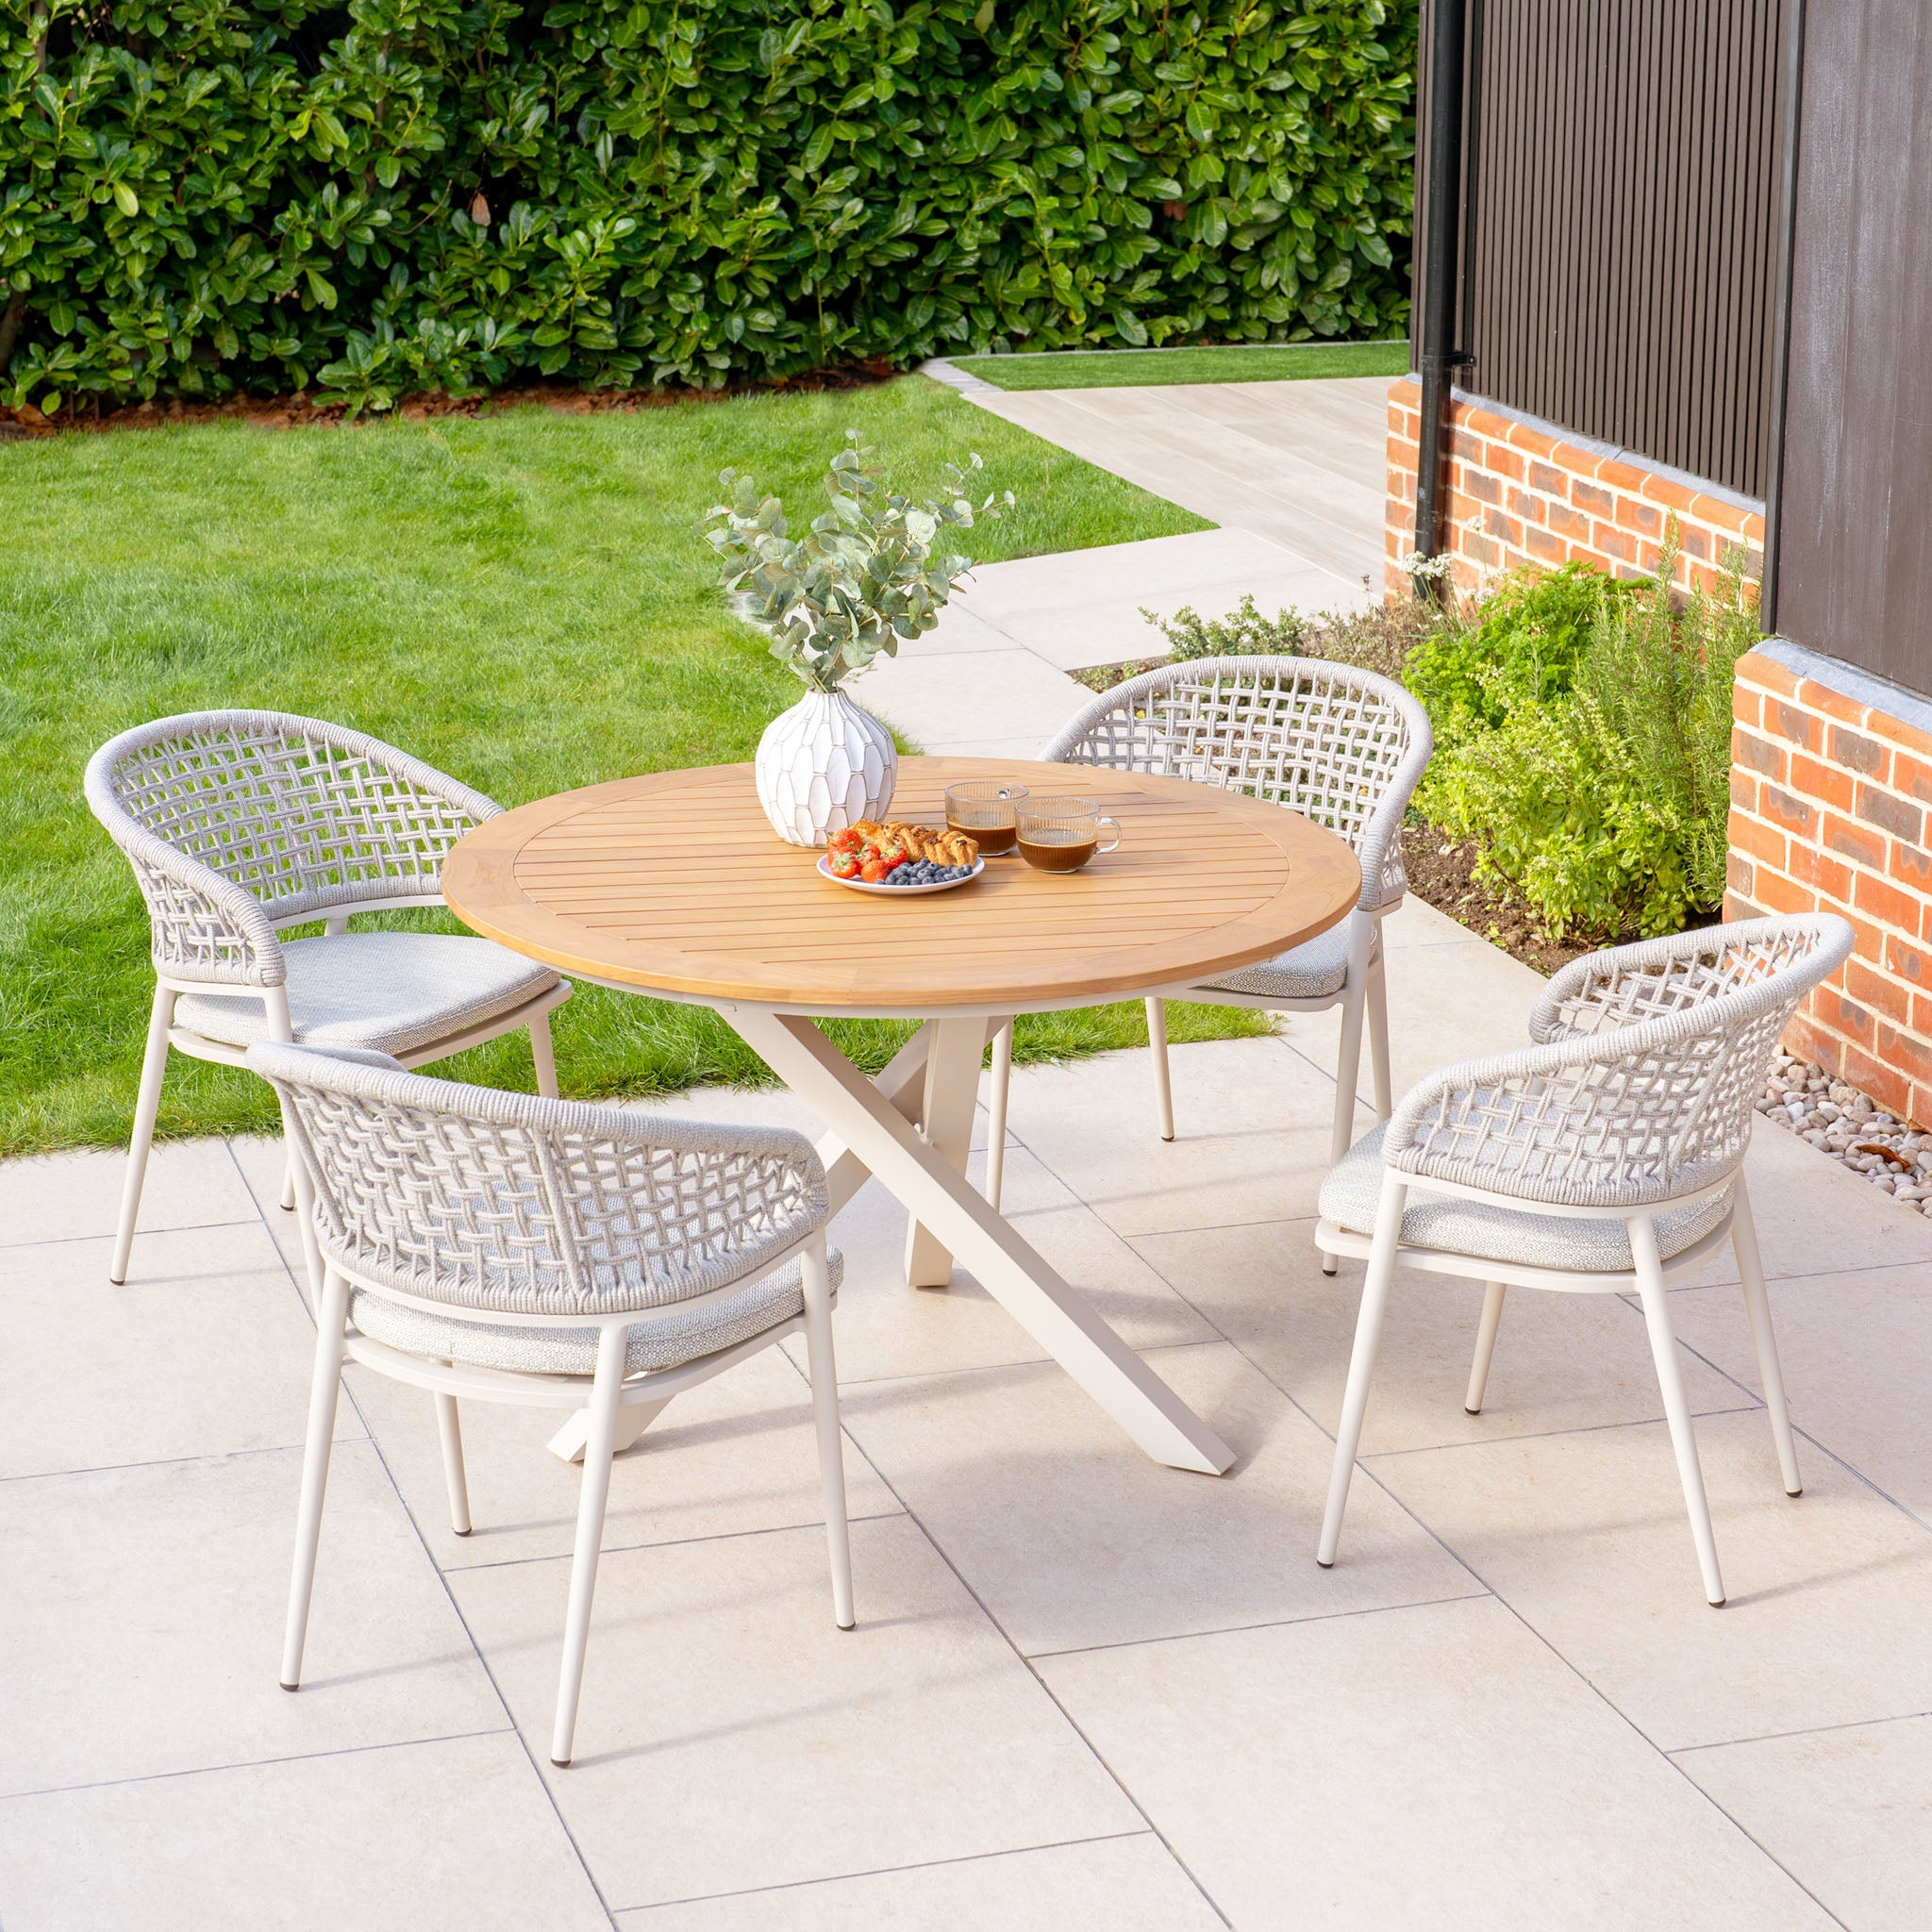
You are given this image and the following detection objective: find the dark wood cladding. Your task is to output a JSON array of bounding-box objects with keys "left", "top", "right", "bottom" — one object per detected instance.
[
  {"left": 1414, "top": 0, "right": 1787, "bottom": 500},
  {"left": 1774, "top": 0, "right": 1932, "bottom": 691}
]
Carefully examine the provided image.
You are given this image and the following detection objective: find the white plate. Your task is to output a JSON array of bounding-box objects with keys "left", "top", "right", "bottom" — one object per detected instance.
[{"left": 817, "top": 856, "right": 986, "bottom": 895}]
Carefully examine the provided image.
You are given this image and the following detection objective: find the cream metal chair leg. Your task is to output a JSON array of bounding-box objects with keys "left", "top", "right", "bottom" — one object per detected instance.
[
  {"left": 551, "top": 1324, "right": 627, "bottom": 1767},
  {"left": 985, "top": 1020, "right": 1013, "bottom": 1212},
  {"left": 1318, "top": 1175, "right": 1407, "bottom": 1566},
  {"left": 436, "top": 1391, "right": 473, "bottom": 1535},
  {"left": 1328, "top": 925, "right": 1374, "bottom": 1165},
  {"left": 801, "top": 1238, "right": 855, "bottom": 1628},
  {"left": 1366, "top": 944, "right": 1393, "bottom": 1124},
  {"left": 529, "top": 1009, "right": 559, "bottom": 1098},
  {"left": 111, "top": 982, "right": 177, "bottom": 1284},
  {"left": 282, "top": 1267, "right": 350, "bottom": 1689},
  {"left": 1632, "top": 1214, "right": 1725, "bottom": 1607},
  {"left": 1466, "top": 1281, "right": 1507, "bottom": 1414},
  {"left": 1145, "top": 997, "right": 1175, "bottom": 1142},
  {"left": 1731, "top": 1179, "right": 1802, "bottom": 1496}
]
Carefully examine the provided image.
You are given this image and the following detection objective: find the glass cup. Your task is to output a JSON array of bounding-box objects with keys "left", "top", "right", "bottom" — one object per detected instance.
[
  {"left": 1015, "top": 796, "right": 1123, "bottom": 873},
  {"left": 944, "top": 780, "right": 1029, "bottom": 856}
]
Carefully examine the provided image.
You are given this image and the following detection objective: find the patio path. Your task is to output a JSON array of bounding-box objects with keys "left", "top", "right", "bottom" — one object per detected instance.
[{"left": 7, "top": 891, "right": 1932, "bottom": 1927}]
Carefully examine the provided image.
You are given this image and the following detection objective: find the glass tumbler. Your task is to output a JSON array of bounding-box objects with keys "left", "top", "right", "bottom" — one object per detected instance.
[
  {"left": 944, "top": 780, "right": 1029, "bottom": 856},
  {"left": 1015, "top": 796, "right": 1124, "bottom": 873}
]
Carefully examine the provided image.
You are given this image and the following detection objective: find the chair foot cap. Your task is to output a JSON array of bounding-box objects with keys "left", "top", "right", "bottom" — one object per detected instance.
[
  {"left": 1159, "top": 1133, "right": 1174, "bottom": 1143},
  {"left": 452, "top": 1526, "right": 472, "bottom": 1537},
  {"left": 1316, "top": 1556, "right": 1335, "bottom": 1569},
  {"left": 108, "top": 1274, "right": 126, "bottom": 1287},
  {"left": 279, "top": 1680, "right": 299, "bottom": 1693},
  {"left": 837, "top": 1618, "right": 856, "bottom": 1631},
  {"left": 1707, "top": 1597, "right": 1727, "bottom": 1609},
  {"left": 1463, "top": 1405, "right": 1482, "bottom": 1416},
  {"left": 1786, "top": 1485, "right": 1804, "bottom": 1498},
  {"left": 550, "top": 1756, "right": 571, "bottom": 1769}
]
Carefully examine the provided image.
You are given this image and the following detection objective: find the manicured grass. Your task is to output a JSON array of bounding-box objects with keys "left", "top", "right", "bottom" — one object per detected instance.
[
  {"left": 953, "top": 340, "right": 1411, "bottom": 391},
  {"left": 0, "top": 376, "right": 1271, "bottom": 1158}
]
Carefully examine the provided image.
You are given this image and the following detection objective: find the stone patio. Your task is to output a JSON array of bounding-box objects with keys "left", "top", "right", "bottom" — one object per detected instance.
[
  {"left": 7, "top": 890, "right": 1932, "bottom": 1928},
  {"left": 8, "top": 380, "right": 1932, "bottom": 1928}
]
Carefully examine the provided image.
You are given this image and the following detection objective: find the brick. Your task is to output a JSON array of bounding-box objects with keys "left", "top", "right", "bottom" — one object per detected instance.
[
  {"left": 1848, "top": 960, "right": 1913, "bottom": 1028},
  {"left": 1507, "top": 487, "right": 1545, "bottom": 524},
  {"left": 1569, "top": 480, "right": 1614, "bottom": 518},
  {"left": 1755, "top": 868, "right": 1817, "bottom": 917},
  {"left": 1842, "top": 1043, "right": 1914, "bottom": 1119},
  {"left": 1543, "top": 501, "right": 1591, "bottom": 541},
  {"left": 1733, "top": 685, "right": 1763, "bottom": 731},
  {"left": 1856, "top": 870, "right": 1923, "bottom": 933},
  {"left": 1857, "top": 782, "right": 1923, "bottom": 841},
  {"left": 1519, "top": 461, "right": 1564, "bottom": 499},
  {"left": 1638, "top": 473, "right": 1701, "bottom": 516},
  {"left": 1524, "top": 525, "right": 1566, "bottom": 564},
  {"left": 1680, "top": 524, "right": 1713, "bottom": 562},
  {"left": 1734, "top": 729, "right": 1785, "bottom": 780},
  {"left": 1615, "top": 495, "right": 1664, "bottom": 535},
  {"left": 1881, "top": 709, "right": 1932, "bottom": 763},
  {"left": 1729, "top": 810, "right": 1787, "bottom": 871},
  {"left": 1758, "top": 783, "right": 1816, "bottom": 835},
  {"left": 1505, "top": 422, "right": 1560, "bottom": 459},
  {"left": 1737, "top": 651, "right": 1800, "bottom": 699},
  {"left": 1790, "top": 752, "right": 1857, "bottom": 813},
  {"left": 1893, "top": 841, "right": 1932, "bottom": 891},
  {"left": 1695, "top": 494, "right": 1758, "bottom": 537},
  {"left": 1790, "top": 842, "right": 1854, "bottom": 902},
  {"left": 1592, "top": 458, "right": 1648, "bottom": 494},
  {"left": 1487, "top": 445, "right": 1525, "bottom": 483},
  {"left": 1830, "top": 724, "right": 1891, "bottom": 780},
  {"left": 1799, "top": 680, "right": 1871, "bottom": 729},
  {"left": 1890, "top": 751, "right": 1932, "bottom": 806},
  {"left": 1769, "top": 701, "right": 1824, "bottom": 752},
  {"left": 1817, "top": 986, "right": 1877, "bottom": 1044},
  {"left": 1591, "top": 522, "right": 1639, "bottom": 563},
  {"left": 1726, "top": 853, "right": 1755, "bottom": 898},
  {"left": 1463, "top": 470, "right": 1502, "bottom": 506},
  {"left": 1879, "top": 1023, "right": 1932, "bottom": 1090},
  {"left": 1731, "top": 769, "right": 1759, "bottom": 811},
  {"left": 1463, "top": 533, "right": 1499, "bottom": 570},
  {"left": 1485, "top": 508, "right": 1524, "bottom": 546},
  {"left": 1822, "top": 811, "right": 1887, "bottom": 871}
]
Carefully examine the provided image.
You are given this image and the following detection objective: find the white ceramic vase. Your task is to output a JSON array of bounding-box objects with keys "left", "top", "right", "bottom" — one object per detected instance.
[{"left": 754, "top": 688, "right": 897, "bottom": 846}]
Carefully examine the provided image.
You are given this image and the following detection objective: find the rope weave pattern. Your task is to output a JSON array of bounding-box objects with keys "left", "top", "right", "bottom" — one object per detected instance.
[
  {"left": 85, "top": 711, "right": 499, "bottom": 986},
  {"left": 1041, "top": 658, "right": 1433, "bottom": 910},
  {"left": 251, "top": 1042, "right": 830, "bottom": 1318},
  {"left": 1384, "top": 916, "right": 1855, "bottom": 1209}
]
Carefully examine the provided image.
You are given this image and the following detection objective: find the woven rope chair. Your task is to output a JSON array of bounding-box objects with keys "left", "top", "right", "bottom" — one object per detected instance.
[
  {"left": 85, "top": 711, "right": 572, "bottom": 1285},
  {"left": 248, "top": 1039, "right": 854, "bottom": 1769},
  {"left": 985, "top": 658, "right": 1430, "bottom": 1210},
  {"left": 1314, "top": 913, "right": 1855, "bottom": 1606}
]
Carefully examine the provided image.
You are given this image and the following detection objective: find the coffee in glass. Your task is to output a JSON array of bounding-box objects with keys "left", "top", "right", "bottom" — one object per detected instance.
[
  {"left": 1015, "top": 796, "right": 1123, "bottom": 873},
  {"left": 944, "top": 780, "right": 1028, "bottom": 855}
]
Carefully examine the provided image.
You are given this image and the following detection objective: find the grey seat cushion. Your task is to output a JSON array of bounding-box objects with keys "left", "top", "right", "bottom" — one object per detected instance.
[
  {"left": 1320, "top": 1124, "right": 1733, "bottom": 1272},
  {"left": 350, "top": 1250, "right": 841, "bottom": 1377},
  {"left": 176, "top": 931, "right": 559, "bottom": 1057},
  {"left": 1200, "top": 918, "right": 1376, "bottom": 1002}
]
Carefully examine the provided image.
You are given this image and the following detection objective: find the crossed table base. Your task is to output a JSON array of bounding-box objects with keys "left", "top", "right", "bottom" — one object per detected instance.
[{"left": 544, "top": 1004, "right": 1237, "bottom": 1474}]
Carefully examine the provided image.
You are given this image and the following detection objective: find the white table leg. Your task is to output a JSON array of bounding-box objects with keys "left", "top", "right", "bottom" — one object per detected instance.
[
  {"left": 904, "top": 1017, "right": 987, "bottom": 1288},
  {"left": 726, "top": 1006, "right": 1235, "bottom": 1476},
  {"left": 547, "top": 1394, "right": 672, "bottom": 1464}
]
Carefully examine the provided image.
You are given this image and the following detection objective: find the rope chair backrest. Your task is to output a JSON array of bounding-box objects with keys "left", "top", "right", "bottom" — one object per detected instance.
[
  {"left": 1385, "top": 914, "right": 1855, "bottom": 1210},
  {"left": 248, "top": 1041, "right": 830, "bottom": 1320},
  {"left": 85, "top": 710, "right": 500, "bottom": 986},
  {"left": 1041, "top": 658, "right": 1432, "bottom": 910}
]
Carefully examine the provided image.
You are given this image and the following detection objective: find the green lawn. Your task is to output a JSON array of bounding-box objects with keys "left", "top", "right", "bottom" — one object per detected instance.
[
  {"left": 953, "top": 340, "right": 1411, "bottom": 391},
  {"left": 0, "top": 376, "right": 1274, "bottom": 1159}
]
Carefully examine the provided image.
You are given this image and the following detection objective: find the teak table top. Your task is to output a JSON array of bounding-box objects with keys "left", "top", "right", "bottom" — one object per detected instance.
[{"left": 441, "top": 756, "right": 1362, "bottom": 1017}]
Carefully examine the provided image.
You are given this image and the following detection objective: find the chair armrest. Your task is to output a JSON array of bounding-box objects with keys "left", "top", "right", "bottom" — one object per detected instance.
[{"left": 117, "top": 825, "right": 286, "bottom": 987}]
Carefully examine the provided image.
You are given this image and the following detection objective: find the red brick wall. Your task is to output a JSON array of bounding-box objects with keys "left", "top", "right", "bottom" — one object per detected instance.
[
  {"left": 1728, "top": 649, "right": 1932, "bottom": 1125},
  {"left": 1385, "top": 376, "right": 1764, "bottom": 603}
]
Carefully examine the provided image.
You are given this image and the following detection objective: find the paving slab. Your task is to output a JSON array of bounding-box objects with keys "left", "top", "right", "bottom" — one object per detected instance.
[
  {"left": 0, "top": 1733, "right": 607, "bottom": 1932},
  {"left": 1039, "top": 1595, "right": 1835, "bottom": 1932}
]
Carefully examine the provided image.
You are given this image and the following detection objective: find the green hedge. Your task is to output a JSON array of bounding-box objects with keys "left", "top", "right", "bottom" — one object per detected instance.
[{"left": 0, "top": 0, "right": 1417, "bottom": 413}]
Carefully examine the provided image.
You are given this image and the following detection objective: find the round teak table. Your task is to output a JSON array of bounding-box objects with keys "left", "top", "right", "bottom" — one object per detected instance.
[{"left": 442, "top": 755, "right": 1361, "bottom": 1475}]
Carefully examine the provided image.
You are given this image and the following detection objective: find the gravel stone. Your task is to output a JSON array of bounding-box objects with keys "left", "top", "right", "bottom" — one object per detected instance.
[{"left": 1757, "top": 1047, "right": 1931, "bottom": 1215}]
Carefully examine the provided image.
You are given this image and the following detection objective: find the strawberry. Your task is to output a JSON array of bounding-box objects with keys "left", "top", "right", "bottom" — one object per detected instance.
[
  {"left": 827, "top": 826, "right": 864, "bottom": 856},
  {"left": 827, "top": 849, "right": 861, "bottom": 879},
  {"left": 859, "top": 856, "right": 895, "bottom": 884}
]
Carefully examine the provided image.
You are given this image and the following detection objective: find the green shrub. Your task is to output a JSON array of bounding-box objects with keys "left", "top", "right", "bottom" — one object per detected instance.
[
  {"left": 1148, "top": 588, "right": 1436, "bottom": 684},
  {"left": 1424, "top": 548, "right": 1757, "bottom": 940},
  {"left": 1407, "top": 559, "right": 1628, "bottom": 750},
  {"left": 0, "top": 0, "right": 1418, "bottom": 415}
]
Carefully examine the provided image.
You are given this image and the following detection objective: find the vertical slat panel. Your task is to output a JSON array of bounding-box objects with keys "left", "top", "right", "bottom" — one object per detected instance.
[{"left": 1422, "top": 0, "right": 1787, "bottom": 498}]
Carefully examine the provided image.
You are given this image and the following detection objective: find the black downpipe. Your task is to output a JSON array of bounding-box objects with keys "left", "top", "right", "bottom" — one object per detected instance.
[
  {"left": 1758, "top": 0, "right": 1808, "bottom": 635},
  {"left": 1413, "top": 0, "right": 1469, "bottom": 596}
]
